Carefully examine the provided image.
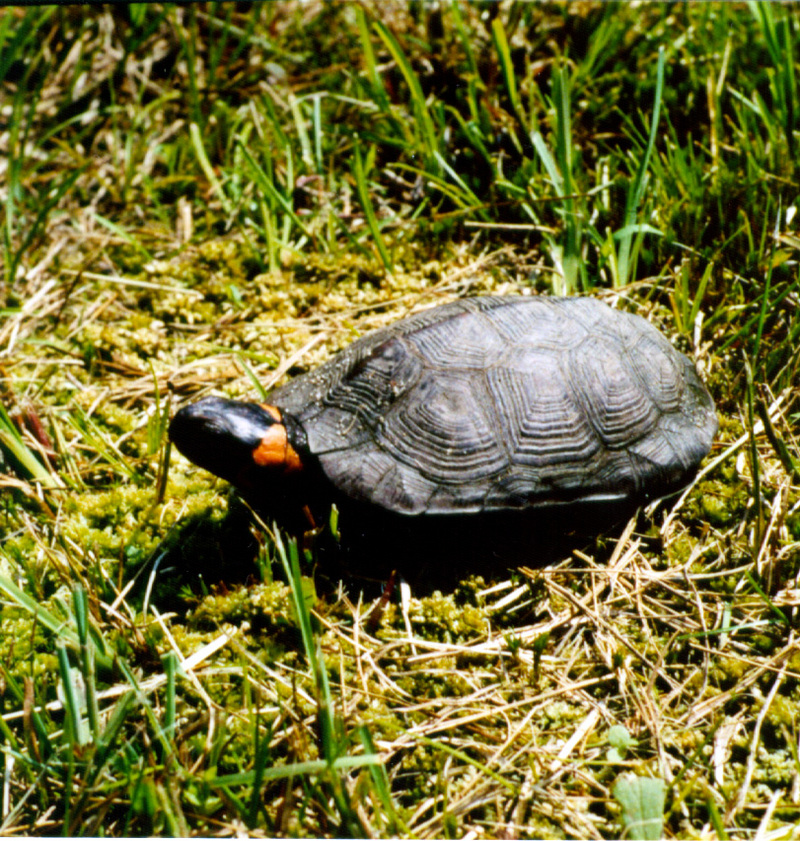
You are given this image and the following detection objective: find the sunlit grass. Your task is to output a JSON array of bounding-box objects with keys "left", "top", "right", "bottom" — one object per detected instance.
[{"left": 0, "top": 2, "right": 799, "bottom": 837}]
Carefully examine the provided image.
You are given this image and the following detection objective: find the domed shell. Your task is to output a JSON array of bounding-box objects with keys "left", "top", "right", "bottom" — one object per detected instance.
[{"left": 269, "top": 296, "right": 717, "bottom": 515}]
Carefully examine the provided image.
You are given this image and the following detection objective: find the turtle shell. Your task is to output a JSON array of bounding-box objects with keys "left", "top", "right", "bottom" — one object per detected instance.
[{"left": 269, "top": 296, "right": 717, "bottom": 515}]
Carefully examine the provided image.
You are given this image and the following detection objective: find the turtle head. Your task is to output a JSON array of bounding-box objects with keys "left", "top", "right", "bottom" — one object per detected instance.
[{"left": 169, "top": 396, "right": 304, "bottom": 492}]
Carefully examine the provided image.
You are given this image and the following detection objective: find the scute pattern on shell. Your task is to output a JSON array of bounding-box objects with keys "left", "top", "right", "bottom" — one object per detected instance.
[{"left": 269, "top": 296, "right": 717, "bottom": 515}]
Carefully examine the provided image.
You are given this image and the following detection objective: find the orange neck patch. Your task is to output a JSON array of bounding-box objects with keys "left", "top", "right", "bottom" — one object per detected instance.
[
  {"left": 260, "top": 403, "right": 283, "bottom": 423},
  {"left": 251, "top": 405, "right": 303, "bottom": 474}
]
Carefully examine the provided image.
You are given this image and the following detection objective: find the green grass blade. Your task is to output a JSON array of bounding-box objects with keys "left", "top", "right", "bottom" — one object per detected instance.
[
  {"left": 357, "top": 725, "right": 406, "bottom": 835},
  {"left": 162, "top": 651, "right": 178, "bottom": 738},
  {"left": 239, "top": 141, "right": 315, "bottom": 246},
  {"left": 57, "top": 642, "right": 90, "bottom": 747},
  {"left": 352, "top": 145, "right": 392, "bottom": 272},
  {"left": 616, "top": 46, "right": 665, "bottom": 287},
  {"left": 0, "top": 575, "right": 74, "bottom": 640},
  {"left": 246, "top": 718, "right": 272, "bottom": 828},
  {"left": 356, "top": 6, "right": 391, "bottom": 114},
  {"left": 374, "top": 21, "right": 439, "bottom": 170},
  {"left": 72, "top": 586, "right": 99, "bottom": 740},
  {"left": 551, "top": 63, "right": 582, "bottom": 291},
  {"left": 491, "top": 17, "right": 527, "bottom": 130},
  {"left": 530, "top": 132, "right": 563, "bottom": 194},
  {"left": 419, "top": 736, "right": 518, "bottom": 794},
  {"left": 289, "top": 93, "right": 314, "bottom": 171},
  {"left": 89, "top": 212, "right": 152, "bottom": 258},
  {"left": 190, "top": 121, "right": 232, "bottom": 217},
  {"left": 62, "top": 407, "right": 137, "bottom": 480},
  {"left": 311, "top": 93, "right": 323, "bottom": 174},
  {"left": 210, "top": 754, "right": 383, "bottom": 788},
  {"left": 0, "top": 404, "right": 58, "bottom": 487}
]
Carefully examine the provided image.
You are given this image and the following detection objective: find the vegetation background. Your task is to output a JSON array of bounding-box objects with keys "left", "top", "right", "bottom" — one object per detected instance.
[{"left": 1, "top": 2, "right": 799, "bottom": 837}]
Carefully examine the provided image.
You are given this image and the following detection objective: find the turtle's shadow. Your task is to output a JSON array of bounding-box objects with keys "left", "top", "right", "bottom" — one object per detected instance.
[
  {"left": 138, "top": 499, "right": 262, "bottom": 612},
  {"left": 310, "top": 498, "right": 643, "bottom": 596},
  {"left": 150, "top": 495, "right": 647, "bottom": 605}
]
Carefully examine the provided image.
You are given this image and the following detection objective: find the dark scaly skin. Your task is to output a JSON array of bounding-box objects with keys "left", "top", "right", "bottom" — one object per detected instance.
[{"left": 169, "top": 397, "right": 316, "bottom": 531}]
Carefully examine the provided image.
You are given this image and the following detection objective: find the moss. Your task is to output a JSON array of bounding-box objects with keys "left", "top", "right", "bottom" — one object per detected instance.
[
  {"left": 452, "top": 575, "right": 488, "bottom": 605},
  {"left": 0, "top": 612, "right": 59, "bottom": 682},
  {"left": 750, "top": 745, "right": 795, "bottom": 787},
  {"left": 710, "top": 656, "right": 751, "bottom": 683},
  {"left": 788, "top": 510, "right": 800, "bottom": 542},
  {"left": 395, "top": 667, "right": 474, "bottom": 699},
  {"left": 787, "top": 650, "right": 800, "bottom": 675},
  {"left": 765, "top": 694, "right": 800, "bottom": 730},
  {"left": 196, "top": 239, "right": 259, "bottom": 279},
  {"left": 523, "top": 819, "right": 566, "bottom": 839},
  {"left": 699, "top": 479, "right": 749, "bottom": 529},
  {"left": 663, "top": 725, "right": 706, "bottom": 754},
  {"left": 80, "top": 400, "right": 141, "bottom": 437},
  {"left": 403, "top": 591, "right": 487, "bottom": 644},
  {"left": 538, "top": 701, "right": 586, "bottom": 730},
  {"left": 187, "top": 580, "right": 294, "bottom": 632},
  {"left": 358, "top": 706, "right": 406, "bottom": 741},
  {"left": 396, "top": 743, "right": 446, "bottom": 800},
  {"left": 58, "top": 485, "right": 164, "bottom": 560},
  {"left": 678, "top": 459, "right": 750, "bottom": 533}
]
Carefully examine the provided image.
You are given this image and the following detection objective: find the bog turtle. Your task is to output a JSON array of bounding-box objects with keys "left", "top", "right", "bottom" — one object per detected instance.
[{"left": 169, "top": 296, "right": 717, "bottom": 526}]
